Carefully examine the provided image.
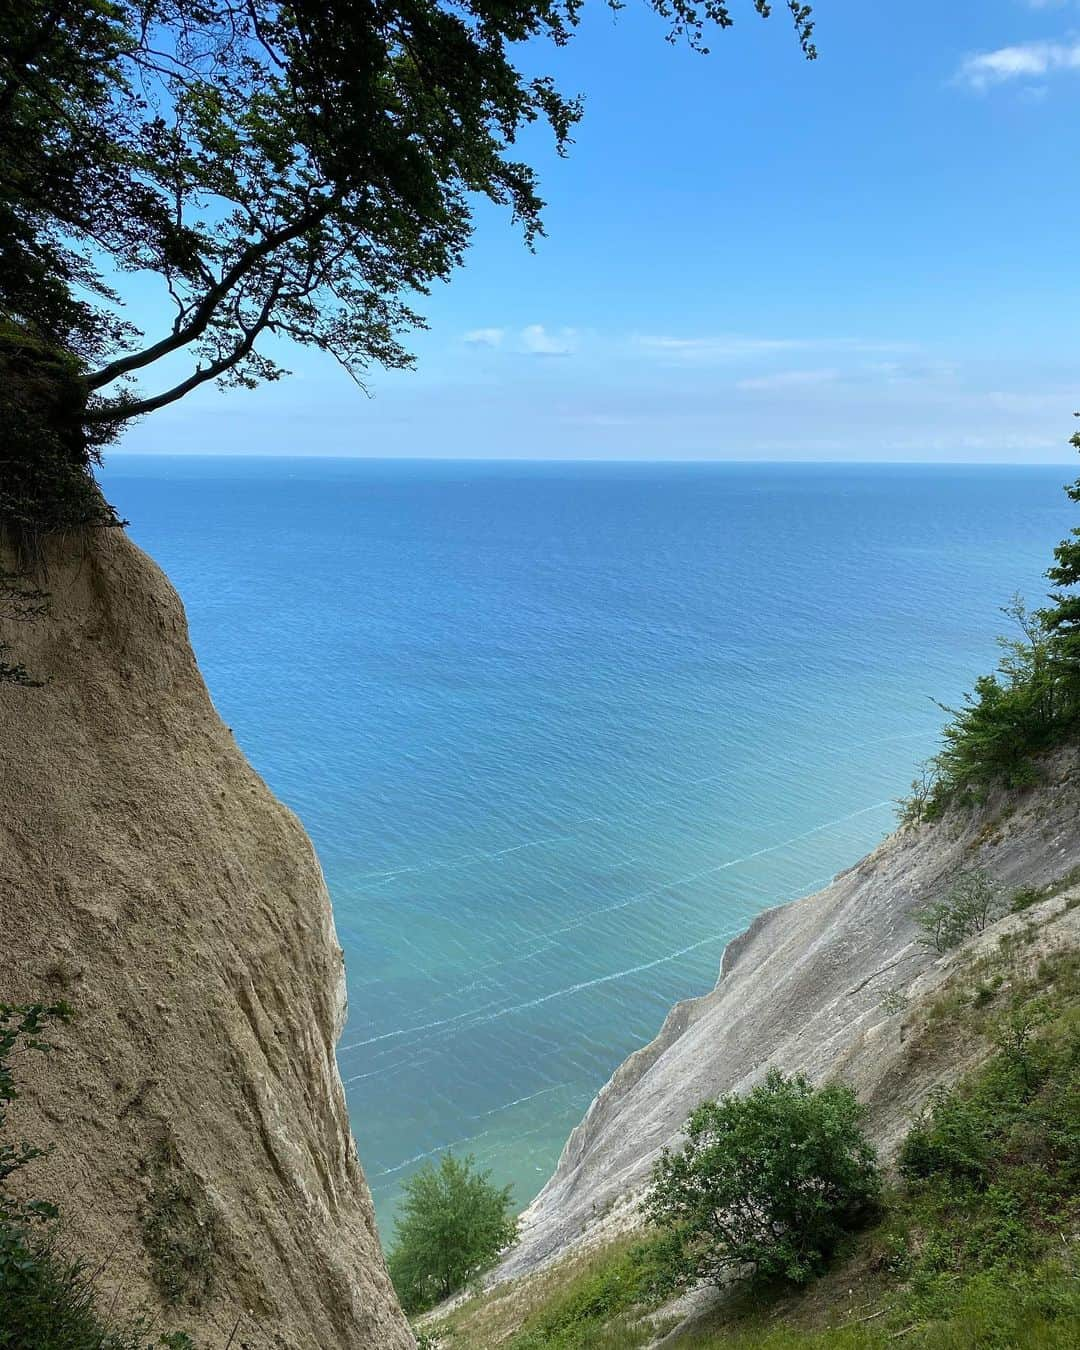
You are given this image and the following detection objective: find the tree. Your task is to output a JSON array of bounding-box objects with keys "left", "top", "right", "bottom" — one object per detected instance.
[
  {"left": 0, "top": 0, "right": 815, "bottom": 452},
  {"left": 913, "top": 868, "right": 1001, "bottom": 954},
  {"left": 642, "top": 1071, "right": 880, "bottom": 1288},
  {"left": 1043, "top": 424, "right": 1080, "bottom": 681},
  {"left": 387, "top": 1152, "right": 518, "bottom": 1312},
  {"left": 904, "top": 466, "right": 1080, "bottom": 817}
]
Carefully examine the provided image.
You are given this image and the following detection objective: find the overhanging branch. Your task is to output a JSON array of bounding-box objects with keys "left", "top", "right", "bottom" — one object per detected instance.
[
  {"left": 83, "top": 201, "right": 333, "bottom": 392},
  {"left": 85, "top": 281, "right": 283, "bottom": 423}
]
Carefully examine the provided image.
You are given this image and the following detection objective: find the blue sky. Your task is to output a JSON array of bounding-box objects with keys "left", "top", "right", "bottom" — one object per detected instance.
[{"left": 118, "top": 0, "right": 1080, "bottom": 461}]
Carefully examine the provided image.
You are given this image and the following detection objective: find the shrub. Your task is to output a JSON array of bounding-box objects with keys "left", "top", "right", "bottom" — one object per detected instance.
[
  {"left": 387, "top": 1152, "right": 518, "bottom": 1313},
  {"left": 914, "top": 869, "right": 1001, "bottom": 953},
  {"left": 642, "top": 1071, "right": 880, "bottom": 1288},
  {"left": 0, "top": 1001, "right": 72, "bottom": 1225},
  {"left": 0, "top": 1227, "right": 194, "bottom": 1350},
  {"left": 507, "top": 1241, "right": 665, "bottom": 1350},
  {"left": 900, "top": 991, "right": 1074, "bottom": 1195},
  {"left": 899, "top": 1087, "right": 994, "bottom": 1187}
]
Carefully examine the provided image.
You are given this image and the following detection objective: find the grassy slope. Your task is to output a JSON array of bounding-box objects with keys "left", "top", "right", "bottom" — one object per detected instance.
[{"left": 428, "top": 886, "right": 1080, "bottom": 1350}]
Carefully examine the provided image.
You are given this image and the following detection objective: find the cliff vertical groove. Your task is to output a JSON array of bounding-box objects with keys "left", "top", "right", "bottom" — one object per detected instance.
[{"left": 0, "top": 531, "right": 413, "bottom": 1348}]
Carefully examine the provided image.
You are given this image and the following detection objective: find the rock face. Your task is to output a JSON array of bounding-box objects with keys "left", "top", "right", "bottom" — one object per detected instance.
[
  {"left": 498, "top": 751, "right": 1080, "bottom": 1282},
  {"left": 0, "top": 532, "right": 414, "bottom": 1348}
]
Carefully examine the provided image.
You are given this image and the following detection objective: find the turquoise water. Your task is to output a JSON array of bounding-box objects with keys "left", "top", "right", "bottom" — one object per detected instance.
[{"left": 103, "top": 457, "right": 1073, "bottom": 1234}]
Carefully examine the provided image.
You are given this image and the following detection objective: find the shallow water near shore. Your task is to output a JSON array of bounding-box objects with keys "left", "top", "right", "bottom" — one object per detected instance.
[{"left": 104, "top": 456, "right": 1072, "bottom": 1235}]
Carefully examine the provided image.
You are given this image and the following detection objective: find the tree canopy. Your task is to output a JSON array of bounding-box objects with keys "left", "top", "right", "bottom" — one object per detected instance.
[
  {"left": 643, "top": 1070, "right": 880, "bottom": 1287},
  {"left": 900, "top": 449, "right": 1080, "bottom": 821},
  {"left": 387, "top": 1151, "right": 518, "bottom": 1312},
  {"left": 0, "top": 0, "right": 815, "bottom": 437}
]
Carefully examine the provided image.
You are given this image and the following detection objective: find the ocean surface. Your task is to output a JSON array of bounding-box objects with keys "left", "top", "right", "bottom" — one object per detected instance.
[{"left": 102, "top": 457, "right": 1073, "bottom": 1236}]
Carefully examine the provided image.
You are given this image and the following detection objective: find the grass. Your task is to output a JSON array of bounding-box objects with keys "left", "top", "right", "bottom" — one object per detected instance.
[
  {"left": 0, "top": 1224, "right": 195, "bottom": 1350},
  {"left": 426, "top": 1235, "right": 678, "bottom": 1350},
  {"left": 141, "top": 1157, "right": 219, "bottom": 1309}
]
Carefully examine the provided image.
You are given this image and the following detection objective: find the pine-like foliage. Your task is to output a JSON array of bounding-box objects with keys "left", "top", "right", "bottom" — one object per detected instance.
[{"left": 902, "top": 449, "right": 1080, "bottom": 821}]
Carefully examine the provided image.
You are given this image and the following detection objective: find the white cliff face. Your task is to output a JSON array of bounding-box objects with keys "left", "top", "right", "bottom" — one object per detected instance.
[
  {"left": 497, "top": 751, "right": 1080, "bottom": 1282},
  {"left": 0, "top": 532, "right": 414, "bottom": 1349}
]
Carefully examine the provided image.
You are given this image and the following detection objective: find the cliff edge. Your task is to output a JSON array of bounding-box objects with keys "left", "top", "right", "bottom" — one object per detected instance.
[
  {"left": 0, "top": 531, "right": 413, "bottom": 1348},
  {"left": 497, "top": 749, "right": 1080, "bottom": 1283}
]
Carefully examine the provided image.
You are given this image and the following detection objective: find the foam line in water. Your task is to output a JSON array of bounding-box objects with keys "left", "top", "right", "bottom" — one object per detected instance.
[
  {"left": 341, "top": 805, "right": 891, "bottom": 1066},
  {"left": 338, "top": 997, "right": 505, "bottom": 1053},
  {"left": 370, "top": 1128, "right": 492, "bottom": 1179},
  {"left": 537, "top": 799, "right": 893, "bottom": 940},
  {"left": 341, "top": 867, "right": 858, "bottom": 1092},
  {"left": 346, "top": 737, "right": 914, "bottom": 896},
  {"left": 353, "top": 828, "right": 582, "bottom": 886},
  {"left": 472, "top": 928, "right": 732, "bottom": 1025},
  {"left": 472, "top": 1083, "right": 569, "bottom": 1120}
]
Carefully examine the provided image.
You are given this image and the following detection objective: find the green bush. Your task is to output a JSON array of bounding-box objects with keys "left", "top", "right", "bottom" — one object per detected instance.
[
  {"left": 899, "top": 993, "right": 1077, "bottom": 1196},
  {"left": 642, "top": 1071, "right": 880, "bottom": 1289},
  {"left": 388, "top": 1152, "right": 518, "bottom": 1313},
  {"left": 913, "top": 869, "right": 1001, "bottom": 953},
  {"left": 508, "top": 1242, "right": 665, "bottom": 1350},
  {"left": 0, "top": 1226, "right": 193, "bottom": 1350},
  {"left": 898, "top": 1087, "right": 993, "bottom": 1186}
]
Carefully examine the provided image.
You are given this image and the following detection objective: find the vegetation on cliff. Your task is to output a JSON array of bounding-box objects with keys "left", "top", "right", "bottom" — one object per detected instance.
[
  {"left": 389, "top": 1152, "right": 519, "bottom": 1313},
  {"left": 902, "top": 449, "right": 1080, "bottom": 821},
  {"left": 643, "top": 1074, "right": 881, "bottom": 1290},
  {"left": 429, "top": 889, "right": 1080, "bottom": 1348}
]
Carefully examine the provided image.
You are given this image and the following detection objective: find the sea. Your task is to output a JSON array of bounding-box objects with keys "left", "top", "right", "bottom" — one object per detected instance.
[{"left": 101, "top": 456, "right": 1075, "bottom": 1237}]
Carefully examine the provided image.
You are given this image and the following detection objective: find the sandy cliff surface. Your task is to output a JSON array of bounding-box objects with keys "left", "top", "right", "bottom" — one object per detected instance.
[
  {"left": 498, "top": 751, "right": 1080, "bottom": 1283},
  {"left": 0, "top": 531, "right": 413, "bottom": 1348}
]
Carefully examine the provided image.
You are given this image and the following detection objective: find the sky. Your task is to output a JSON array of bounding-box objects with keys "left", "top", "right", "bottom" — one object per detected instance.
[{"left": 117, "top": 0, "right": 1080, "bottom": 462}]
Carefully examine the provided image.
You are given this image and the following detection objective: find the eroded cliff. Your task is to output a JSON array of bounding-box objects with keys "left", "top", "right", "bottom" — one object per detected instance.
[
  {"left": 0, "top": 531, "right": 413, "bottom": 1348},
  {"left": 497, "top": 751, "right": 1080, "bottom": 1283}
]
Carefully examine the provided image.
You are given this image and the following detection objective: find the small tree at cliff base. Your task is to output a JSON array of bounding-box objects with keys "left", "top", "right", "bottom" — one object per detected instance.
[
  {"left": 642, "top": 1070, "right": 880, "bottom": 1289},
  {"left": 388, "top": 1151, "right": 518, "bottom": 1313}
]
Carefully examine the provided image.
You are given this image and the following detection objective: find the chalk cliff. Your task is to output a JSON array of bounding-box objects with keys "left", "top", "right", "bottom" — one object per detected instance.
[
  {"left": 0, "top": 531, "right": 413, "bottom": 1348},
  {"left": 498, "top": 751, "right": 1080, "bottom": 1283}
]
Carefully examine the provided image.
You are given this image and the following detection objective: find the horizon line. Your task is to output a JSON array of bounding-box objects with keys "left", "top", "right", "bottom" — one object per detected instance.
[{"left": 104, "top": 450, "right": 1077, "bottom": 468}]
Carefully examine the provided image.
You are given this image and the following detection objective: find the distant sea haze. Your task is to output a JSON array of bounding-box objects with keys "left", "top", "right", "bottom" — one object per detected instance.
[{"left": 105, "top": 457, "right": 1074, "bottom": 1233}]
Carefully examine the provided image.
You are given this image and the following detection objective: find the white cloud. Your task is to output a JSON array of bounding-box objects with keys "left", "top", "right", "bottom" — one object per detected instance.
[
  {"left": 634, "top": 334, "right": 912, "bottom": 366},
  {"left": 636, "top": 334, "right": 808, "bottom": 362},
  {"left": 955, "top": 38, "right": 1080, "bottom": 90},
  {"left": 520, "top": 324, "right": 578, "bottom": 356},
  {"left": 463, "top": 327, "right": 506, "bottom": 347},
  {"left": 736, "top": 368, "right": 842, "bottom": 392}
]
